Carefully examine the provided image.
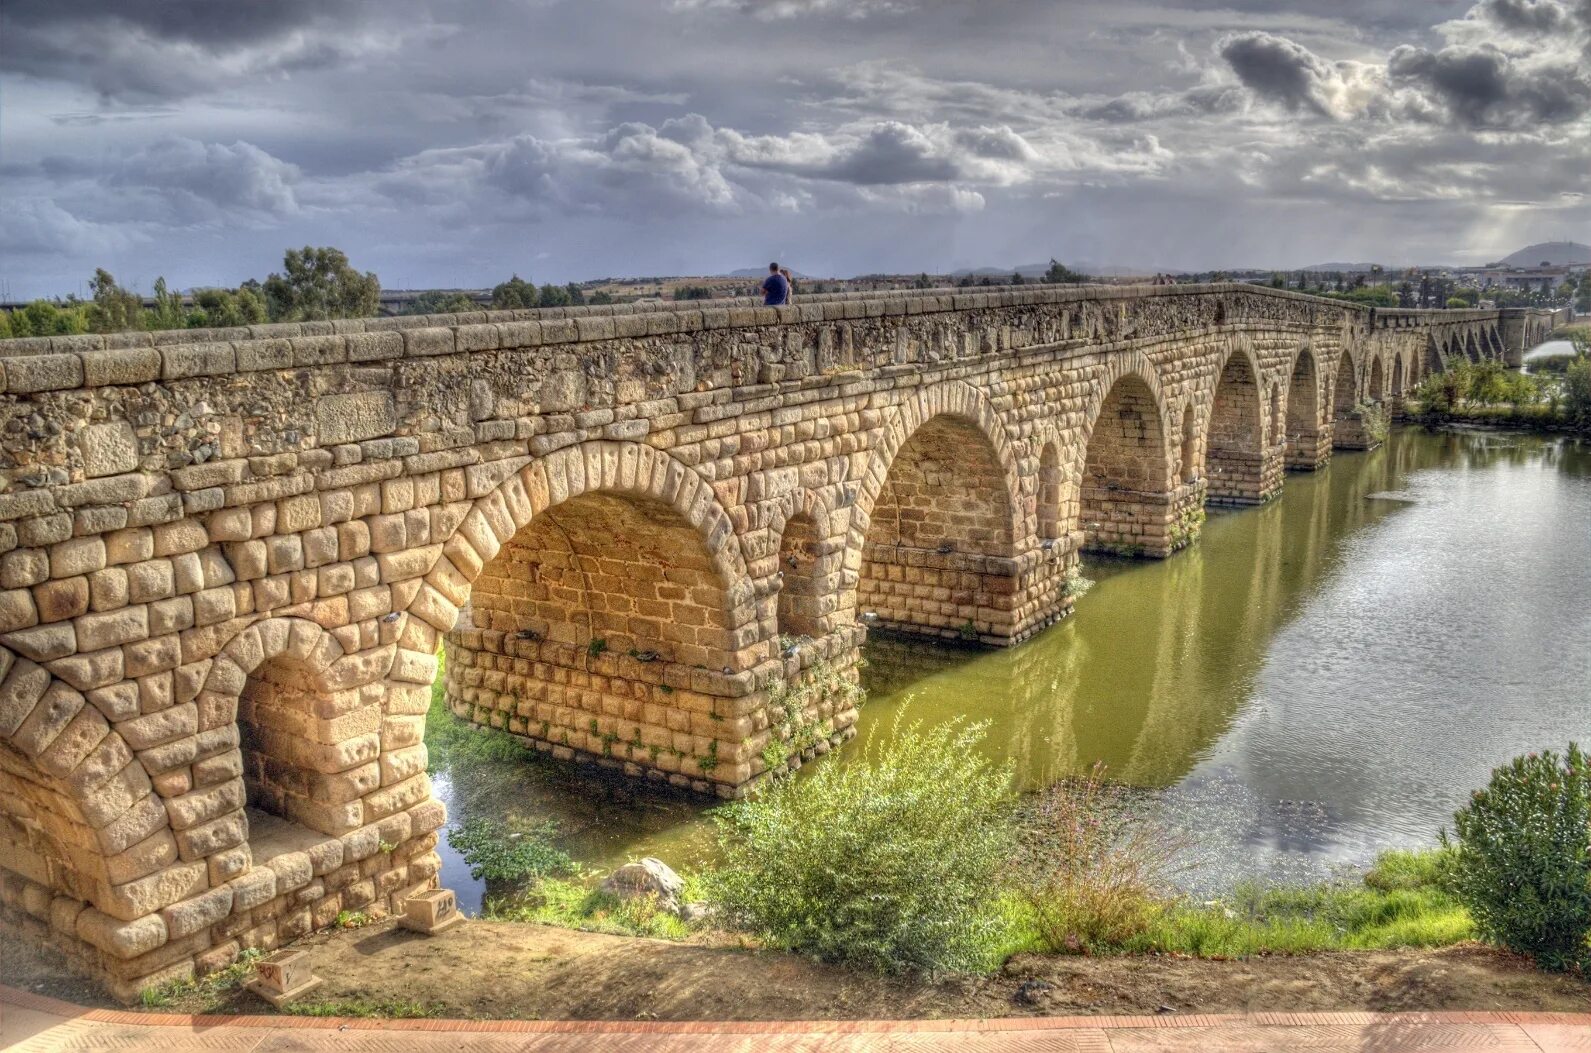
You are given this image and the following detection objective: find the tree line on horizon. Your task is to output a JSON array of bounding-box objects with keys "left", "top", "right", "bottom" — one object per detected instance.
[{"left": 0, "top": 246, "right": 607, "bottom": 339}]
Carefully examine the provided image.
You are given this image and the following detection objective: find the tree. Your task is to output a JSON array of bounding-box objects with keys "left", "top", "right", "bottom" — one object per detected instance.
[
  {"left": 589, "top": 291, "right": 614, "bottom": 305},
  {"left": 1010, "top": 271, "right": 1026, "bottom": 285},
  {"left": 146, "top": 277, "right": 186, "bottom": 330},
  {"left": 263, "top": 246, "right": 380, "bottom": 322},
  {"left": 491, "top": 275, "right": 537, "bottom": 309},
  {"left": 673, "top": 285, "right": 713, "bottom": 301},
  {"left": 191, "top": 287, "right": 267, "bottom": 328},
  {"left": 1044, "top": 259, "right": 1087, "bottom": 284},
  {"left": 1446, "top": 296, "right": 1470, "bottom": 309},
  {"left": 86, "top": 269, "right": 144, "bottom": 333},
  {"left": 565, "top": 282, "right": 586, "bottom": 306},
  {"left": 537, "top": 284, "right": 572, "bottom": 308}
]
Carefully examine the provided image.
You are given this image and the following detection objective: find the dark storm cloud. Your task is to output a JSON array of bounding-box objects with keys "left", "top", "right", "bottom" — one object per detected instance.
[
  {"left": 0, "top": 0, "right": 413, "bottom": 99},
  {"left": 1218, "top": 32, "right": 1342, "bottom": 116},
  {"left": 1387, "top": 43, "right": 1591, "bottom": 125}
]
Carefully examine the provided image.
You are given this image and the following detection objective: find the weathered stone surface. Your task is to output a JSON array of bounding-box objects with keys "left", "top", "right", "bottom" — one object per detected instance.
[
  {"left": 76, "top": 423, "right": 140, "bottom": 479},
  {"left": 316, "top": 392, "right": 397, "bottom": 445}
]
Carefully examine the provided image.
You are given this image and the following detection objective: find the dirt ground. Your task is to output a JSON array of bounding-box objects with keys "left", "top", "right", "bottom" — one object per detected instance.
[{"left": 4, "top": 919, "right": 1588, "bottom": 1021}]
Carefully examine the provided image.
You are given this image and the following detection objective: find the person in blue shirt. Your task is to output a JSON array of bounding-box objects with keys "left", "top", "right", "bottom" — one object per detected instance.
[{"left": 762, "top": 262, "right": 789, "bottom": 306}]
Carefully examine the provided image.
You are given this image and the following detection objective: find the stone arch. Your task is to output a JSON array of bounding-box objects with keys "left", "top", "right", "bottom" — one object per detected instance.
[
  {"left": 850, "top": 380, "right": 1024, "bottom": 641},
  {"left": 852, "top": 380, "right": 1024, "bottom": 552},
  {"left": 772, "top": 491, "right": 841, "bottom": 641},
  {"left": 1466, "top": 331, "right": 1481, "bottom": 362},
  {"left": 1391, "top": 354, "right": 1406, "bottom": 397},
  {"left": 411, "top": 441, "right": 756, "bottom": 651},
  {"left": 1284, "top": 346, "right": 1324, "bottom": 470},
  {"left": 1076, "top": 368, "right": 1175, "bottom": 555},
  {"left": 1425, "top": 334, "right": 1445, "bottom": 376},
  {"left": 0, "top": 646, "right": 164, "bottom": 922},
  {"left": 1206, "top": 343, "right": 1270, "bottom": 504},
  {"left": 1368, "top": 354, "right": 1385, "bottom": 401},
  {"left": 413, "top": 441, "right": 765, "bottom": 790}
]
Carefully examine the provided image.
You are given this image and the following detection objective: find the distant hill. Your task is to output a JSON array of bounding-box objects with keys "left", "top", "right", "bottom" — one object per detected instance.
[
  {"left": 1493, "top": 241, "right": 1591, "bottom": 268},
  {"left": 1300, "top": 262, "right": 1388, "bottom": 272},
  {"left": 725, "top": 267, "right": 815, "bottom": 279},
  {"left": 951, "top": 261, "right": 1156, "bottom": 279}
]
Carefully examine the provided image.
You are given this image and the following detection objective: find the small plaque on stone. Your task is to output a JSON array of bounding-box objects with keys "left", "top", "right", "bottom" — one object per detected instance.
[
  {"left": 246, "top": 949, "right": 322, "bottom": 1007},
  {"left": 400, "top": 888, "right": 465, "bottom": 935}
]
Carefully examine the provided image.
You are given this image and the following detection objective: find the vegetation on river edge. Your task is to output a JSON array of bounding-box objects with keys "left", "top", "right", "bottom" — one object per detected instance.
[
  {"left": 1411, "top": 342, "right": 1591, "bottom": 432},
  {"left": 424, "top": 673, "right": 1591, "bottom": 977}
]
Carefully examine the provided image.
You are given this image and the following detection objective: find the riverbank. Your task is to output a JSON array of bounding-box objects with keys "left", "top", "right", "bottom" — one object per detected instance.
[{"left": 3, "top": 916, "right": 1587, "bottom": 1021}]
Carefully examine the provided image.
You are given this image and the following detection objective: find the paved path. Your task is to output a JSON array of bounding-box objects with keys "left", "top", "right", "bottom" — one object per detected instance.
[{"left": 4, "top": 984, "right": 1590, "bottom": 1052}]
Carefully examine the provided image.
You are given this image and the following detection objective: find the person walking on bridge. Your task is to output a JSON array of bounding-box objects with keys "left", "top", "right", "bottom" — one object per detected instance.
[{"left": 763, "top": 262, "right": 790, "bottom": 306}]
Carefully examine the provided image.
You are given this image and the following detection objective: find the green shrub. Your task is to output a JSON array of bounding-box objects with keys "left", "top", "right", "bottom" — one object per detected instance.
[
  {"left": 1565, "top": 358, "right": 1591, "bottom": 428},
  {"left": 1446, "top": 744, "right": 1591, "bottom": 971},
  {"left": 708, "top": 718, "right": 1016, "bottom": 974}
]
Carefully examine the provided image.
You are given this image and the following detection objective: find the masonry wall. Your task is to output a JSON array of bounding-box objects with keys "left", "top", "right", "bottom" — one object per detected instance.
[{"left": 0, "top": 283, "right": 1550, "bottom": 1002}]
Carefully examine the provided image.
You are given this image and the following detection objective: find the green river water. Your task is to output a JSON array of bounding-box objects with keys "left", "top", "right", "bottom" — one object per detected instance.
[{"left": 434, "top": 425, "right": 1591, "bottom": 910}]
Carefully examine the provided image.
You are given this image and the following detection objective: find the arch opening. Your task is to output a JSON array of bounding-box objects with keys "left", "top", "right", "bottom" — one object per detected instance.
[
  {"left": 237, "top": 654, "right": 372, "bottom": 838},
  {"left": 1038, "top": 441, "right": 1062, "bottom": 541},
  {"left": 1284, "top": 349, "right": 1325, "bottom": 470},
  {"left": 1078, "top": 374, "right": 1177, "bottom": 556},
  {"left": 1391, "top": 355, "right": 1405, "bottom": 397},
  {"left": 1179, "top": 404, "right": 1198, "bottom": 484},
  {"left": 1206, "top": 352, "right": 1272, "bottom": 504},
  {"left": 445, "top": 487, "right": 757, "bottom": 787},
  {"left": 776, "top": 511, "right": 826, "bottom": 640},
  {"left": 858, "top": 413, "right": 1018, "bottom": 642},
  {"left": 1368, "top": 356, "right": 1385, "bottom": 401}
]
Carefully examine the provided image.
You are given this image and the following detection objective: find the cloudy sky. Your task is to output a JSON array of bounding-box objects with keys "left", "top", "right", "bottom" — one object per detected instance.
[{"left": 2, "top": 0, "right": 1589, "bottom": 298}]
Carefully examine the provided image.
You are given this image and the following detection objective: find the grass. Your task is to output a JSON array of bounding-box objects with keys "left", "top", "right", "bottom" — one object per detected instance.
[
  {"left": 138, "top": 948, "right": 264, "bottom": 1010},
  {"left": 486, "top": 876, "right": 695, "bottom": 940},
  {"left": 1007, "top": 848, "right": 1473, "bottom": 960}
]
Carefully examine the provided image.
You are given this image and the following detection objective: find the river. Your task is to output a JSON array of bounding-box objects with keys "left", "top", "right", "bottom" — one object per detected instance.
[{"left": 433, "top": 426, "right": 1591, "bottom": 910}]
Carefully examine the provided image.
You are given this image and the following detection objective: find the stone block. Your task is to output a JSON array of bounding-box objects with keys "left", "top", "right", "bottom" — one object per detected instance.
[
  {"left": 315, "top": 392, "right": 397, "bottom": 445},
  {"left": 74, "top": 422, "right": 141, "bottom": 479},
  {"left": 400, "top": 888, "right": 463, "bottom": 935},
  {"left": 247, "top": 949, "right": 321, "bottom": 1007},
  {"left": 76, "top": 908, "right": 169, "bottom": 959}
]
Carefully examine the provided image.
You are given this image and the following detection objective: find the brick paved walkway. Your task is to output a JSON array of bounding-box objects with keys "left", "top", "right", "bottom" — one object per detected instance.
[{"left": 4, "top": 984, "right": 1590, "bottom": 1052}]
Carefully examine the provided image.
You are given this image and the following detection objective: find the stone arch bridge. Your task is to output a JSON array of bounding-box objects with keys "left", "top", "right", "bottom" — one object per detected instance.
[{"left": 0, "top": 284, "right": 1567, "bottom": 998}]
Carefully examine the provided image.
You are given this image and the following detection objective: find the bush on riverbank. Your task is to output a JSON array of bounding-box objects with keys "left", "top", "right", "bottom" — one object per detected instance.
[
  {"left": 1446, "top": 744, "right": 1591, "bottom": 972},
  {"left": 708, "top": 718, "right": 1018, "bottom": 973},
  {"left": 1412, "top": 358, "right": 1591, "bottom": 431},
  {"left": 1010, "top": 762, "right": 1184, "bottom": 953}
]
